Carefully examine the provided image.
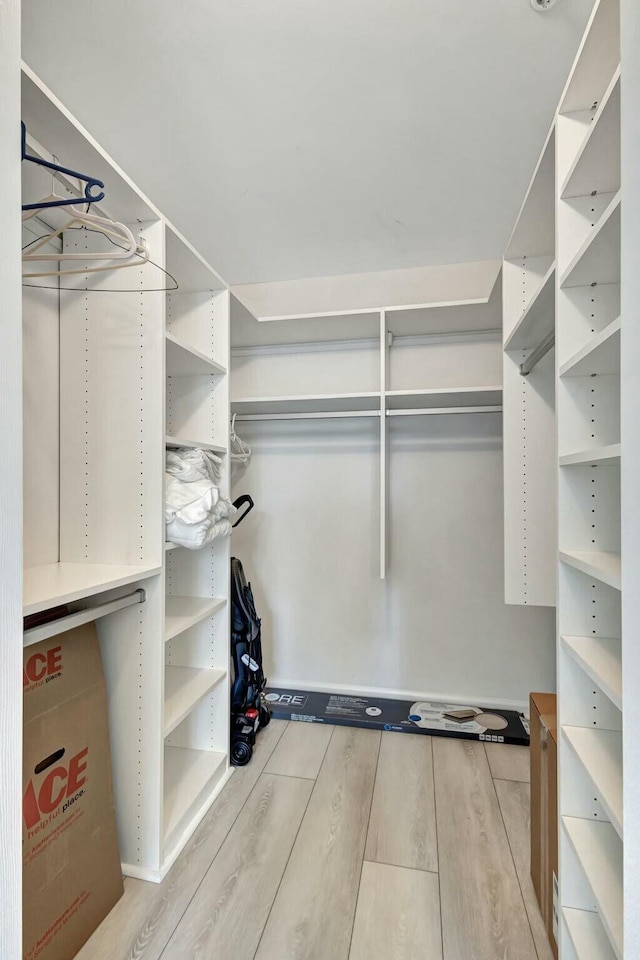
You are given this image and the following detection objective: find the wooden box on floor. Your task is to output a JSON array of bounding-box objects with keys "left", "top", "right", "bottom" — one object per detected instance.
[{"left": 530, "top": 692, "right": 558, "bottom": 959}]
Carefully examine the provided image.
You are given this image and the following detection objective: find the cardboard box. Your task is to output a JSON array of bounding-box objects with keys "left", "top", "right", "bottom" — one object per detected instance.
[
  {"left": 23, "top": 624, "right": 124, "bottom": 960},
  {"left": 529, "top": 692, "right": 558, "bottom": 959}
]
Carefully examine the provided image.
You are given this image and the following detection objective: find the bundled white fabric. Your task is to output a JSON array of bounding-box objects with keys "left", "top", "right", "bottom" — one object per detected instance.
[
  {"left": 166, "top": 516, "right": 234, "bottom": 549},
  {"left": 230, "top": 415, "right": 251, "bottom": 485},
  {"left": 166, "top": 448, "right": 222, "bottom": 485},
  {"left": 165, "top": 447, "right": 235, "bottom": 549}
]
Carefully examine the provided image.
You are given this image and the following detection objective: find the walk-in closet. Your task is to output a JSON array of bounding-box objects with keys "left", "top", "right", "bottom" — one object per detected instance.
[{"left": 1, "top": 0, "right": 639, "bottom": 958}]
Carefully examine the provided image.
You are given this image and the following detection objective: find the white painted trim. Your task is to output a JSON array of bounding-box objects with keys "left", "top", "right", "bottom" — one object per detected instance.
[
  {"left": 120, "top": 862, "right": 164, "bottom": 884},
  {"left": 268, "top": 677, "right": 529, "bottom": 714}
]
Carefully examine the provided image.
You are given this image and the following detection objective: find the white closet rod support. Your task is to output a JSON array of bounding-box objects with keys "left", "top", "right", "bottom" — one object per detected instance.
[
  {"left": 23, "top": 588, "right": 146, "bottom": 647},
  {"left": 520, "top": 331, "right": 555, "bottom": 376},
  {"left": 234, "top": 410, "right": 381, "bottom": 421},
  {"left": 387, "top": 405, "right": 503, "bottom": 417}
]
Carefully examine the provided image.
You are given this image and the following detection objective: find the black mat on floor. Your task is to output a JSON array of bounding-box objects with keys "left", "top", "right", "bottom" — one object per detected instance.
[{"left": 265, "top": 688, "right": 529, "bottom": 745}]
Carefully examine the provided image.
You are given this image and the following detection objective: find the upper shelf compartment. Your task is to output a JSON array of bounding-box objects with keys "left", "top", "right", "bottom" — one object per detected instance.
[
  {"left": 386, "top": 386, "right": 502, "bottom": 411},
  {"left": 230, "top": 261, "right": 501, "bottom": 349},
  {"left": 505, "top": 125, "right": 555, "bottom": 262},
  {"left": 231, "top": 392, "right": 380, "bottom": 416},
  {"left": 559, "top": 0, "right": 619, "bottom": 117},
  {"left": 230, "top": 296, "right": 380, "bottom": 348},
  {"left": 165, "top": 224, "right": 226, "bottom": 293},
  {"left": 561, "top": 70, "right": 620, "bottom": 200},
  {"left": 21, "top": 63, "right": 157, "bottom": 224},
  {"left": 560, "top": 192, "right": 620, "bottom": 288},
  {"left": 504, "top": 262, "right": 555, "bottom": 351},
  {"left": 165, "top": 333, "right": 226, "bottom": 377},
  {"left": 385, "top": 292, "right": 501, "bottom": 340}
]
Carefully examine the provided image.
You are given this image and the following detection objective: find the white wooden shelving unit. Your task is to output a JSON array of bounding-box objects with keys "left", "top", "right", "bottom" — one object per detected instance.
[
  {"left": 230, "top": 276, "right": 504, "bottom": 580},
  {"left": 20, "top": 64, "right": 232, "bottom": 883},
  {"left": 555, "top": 1, "right": 624, "bottom": 956},
  {"left": 502, "top": 121, "right": 557, "bottom": 608},
  {"left": 1, "top": 3, "right": 22, "bottom": 956}
]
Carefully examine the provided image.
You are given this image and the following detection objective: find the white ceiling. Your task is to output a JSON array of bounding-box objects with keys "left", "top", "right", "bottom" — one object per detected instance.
[{"left": 22, "top": 0, "right": 594, "bottom": 284}]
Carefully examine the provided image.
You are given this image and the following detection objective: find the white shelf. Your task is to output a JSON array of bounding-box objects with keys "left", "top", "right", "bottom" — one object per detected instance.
[
  {"left": 21, "top": 66, "right": 157, "bottom": 225},
  {"left": 163, "top": 746, "right": 227, "bottom": 844},
  {"left": 559, "top": 444, "right": 621, "bottom": 467},
  {"left": 559, "top": 551, "right": 621, "bottom": 590},
  {"left": 563, "top": 907, "right": 618, "bottom": 960},
  {"left": 563, "top": 726, "right": 622, "bottom": 836},
  {"left": 231, "top": 392, "right": 380, "bottom": 416},
  {"left": 562, "top": 635, "right": 621, "bottom": 710},
  {"left": 504, "top": 262, "right": 555, "bottom": 351},
  {"left": 164, "top": 666, "right": 226, "bottom": 737},
  {"left": 166, "top": 333, "right": 226, "bottom": 377},
  {"left": 23, "top": 561, "right": 161, "bottom": 616},
  {"left": 165, "top": 595, "right": 226, "bottom": 641},
  {"left": 385, "top": 386, "right": 502, "bottom": 410},
  {"left": 164, "top": 541, "right": 180, "bottom": 552},
  {"left": 505, "top": 123, "right": 555, "bottom": 260},
  {"left": 165, "top": 223, "right": 225, "bottom": 293},
  {"left": 562, "top": 70, "right": 621, "bottom": 200},
  {"left": 560, "top": 192, "right": 621, "bottom": 288},
  {"left": 165, "top": 435, "right": 227, "bottom": 455},
  {"left": 559, "top": 318, "right": 620, "bottom": 378},
  {"left": 562, "top": 816, "right": 622, "bottom": 960}
]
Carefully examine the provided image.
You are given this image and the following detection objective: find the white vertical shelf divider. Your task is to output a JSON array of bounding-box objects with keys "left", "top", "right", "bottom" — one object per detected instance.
[
  {"left": 162, "top": 246, "right": 232, "bottom": 878},
  {"left": 620, "top": 0, "right": 640, "bottom": 956},
  {"left": 502, "top": 122, "right": 557, "bottom": 607},
  {"left": 380, "top": 309, "right": 388, "bottom": 580},
  {"left": 555, "top": 0, "right": 623, "bottom": 956},
  {"left": 1, "top": 4, "right": 23, "bottom": 958}
]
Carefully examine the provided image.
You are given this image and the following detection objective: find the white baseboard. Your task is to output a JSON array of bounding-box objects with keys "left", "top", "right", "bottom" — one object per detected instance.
[
  {"left": 268, "top": 676, "right": 529, "bottom": 715},
  {"left": 121, "top": 861, "right": 163, "bottom": 883}
]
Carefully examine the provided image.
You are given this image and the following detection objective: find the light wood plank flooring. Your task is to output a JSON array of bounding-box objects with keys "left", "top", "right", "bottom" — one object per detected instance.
[{"left": 76, "top": 722, "right": 550, "bottom": 960}]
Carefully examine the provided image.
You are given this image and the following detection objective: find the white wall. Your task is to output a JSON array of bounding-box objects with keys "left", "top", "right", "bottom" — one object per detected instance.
[
  {"left": 232, "top": 414, "right": 555, "bottom": 707},
  {"left": 621, "top": 0, "right": 640, "bottom": 954},
  {"left": 0, "top": 1, "right": 23, "bottom": 956}
]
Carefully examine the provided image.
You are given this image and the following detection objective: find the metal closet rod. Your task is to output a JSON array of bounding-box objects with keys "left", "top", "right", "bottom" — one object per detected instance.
[
  {"left": 388, "top": 405, "right": 502, "bottom": 416},
  {"left": 234, "top": 410, "right": 381, "bottom": 421},
  {"left": 234, "top": 405, "right": 502, "bottom": 422},
  {"left": 520, "top": 331, "right": 555, "bottom": 376},
  {"left": 24, "top": 588, "right": 146, "bottom": 647}
]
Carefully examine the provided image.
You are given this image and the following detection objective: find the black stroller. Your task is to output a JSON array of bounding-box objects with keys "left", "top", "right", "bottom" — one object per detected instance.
[{"left": 230, "top": 495, "right": 271, "bottom": 765}]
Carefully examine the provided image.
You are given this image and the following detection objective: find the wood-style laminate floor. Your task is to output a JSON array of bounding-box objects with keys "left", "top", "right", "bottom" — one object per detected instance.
[{"left": 76, "top": 721, "right": 552, "bottom": 960}]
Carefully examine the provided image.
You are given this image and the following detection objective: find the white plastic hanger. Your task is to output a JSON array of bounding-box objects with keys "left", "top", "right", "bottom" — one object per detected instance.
[
  {"left": 22, "top": 189, "right": 149, "bottom": 278},
  {"left": 23, "top": 204, "right": 139, "bottom": 261}
]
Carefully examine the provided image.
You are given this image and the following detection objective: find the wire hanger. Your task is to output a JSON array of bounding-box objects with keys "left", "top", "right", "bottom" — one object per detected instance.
[{"left": 21, "top": 122, "right": 106, "bottom": 211}]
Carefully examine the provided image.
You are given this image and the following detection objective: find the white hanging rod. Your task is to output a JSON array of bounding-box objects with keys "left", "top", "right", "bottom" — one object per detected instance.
[
  {"left": 387, "top": 405, "right": 503, "bottom": 417},
  {"left": 520, "top": 331, "right": 555, "bottom": 376},
  {"left": 24, "top": 588, "right": 146, "bottom": 647},
  {"left": 234, "top": 410, "right": 381, "bottom": 421}
]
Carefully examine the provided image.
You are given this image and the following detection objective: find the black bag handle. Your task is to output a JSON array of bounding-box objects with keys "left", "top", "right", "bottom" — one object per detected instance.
[{"left": 232, "top": 494, "right": 254, "bottom": 528}]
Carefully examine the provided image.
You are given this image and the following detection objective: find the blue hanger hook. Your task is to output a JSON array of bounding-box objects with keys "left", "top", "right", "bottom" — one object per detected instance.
[{"left": 21, "top": 121, "right": 106, "bottom": 211}]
